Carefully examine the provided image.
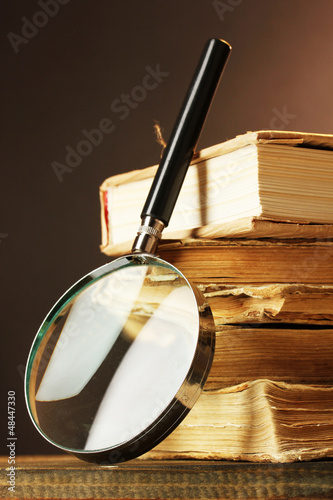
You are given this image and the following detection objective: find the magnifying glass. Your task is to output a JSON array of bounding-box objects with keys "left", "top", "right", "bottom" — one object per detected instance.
[{"left": 25, "top": 38, "right": 231, "bottom": 465}]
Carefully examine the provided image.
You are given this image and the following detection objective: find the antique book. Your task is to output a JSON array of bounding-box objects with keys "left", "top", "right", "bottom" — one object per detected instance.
[
  {"left": 156, "top": 238, "right": 333, "bottom": 285},
  {"left": 99, "top": 130, "right": 333, "bottom": 256},
  {"left": 203, "top": 326, "right": 333, "bottom": 390},
  {"left": 201, "top": 283, "right": 333, "bottom": 326},
  {"left": 143, "top": 379, "right": 333, "bottom": 463}
]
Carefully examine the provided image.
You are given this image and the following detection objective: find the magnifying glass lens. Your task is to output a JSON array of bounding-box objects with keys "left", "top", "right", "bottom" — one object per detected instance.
[{"left": 26, "top": 254, "right": 212, "bottom": 457}]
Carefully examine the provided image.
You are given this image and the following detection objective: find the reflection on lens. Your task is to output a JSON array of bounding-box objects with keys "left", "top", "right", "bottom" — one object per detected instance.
[{"left": 26, "top": 255, "right": 201, "bottom": 452}]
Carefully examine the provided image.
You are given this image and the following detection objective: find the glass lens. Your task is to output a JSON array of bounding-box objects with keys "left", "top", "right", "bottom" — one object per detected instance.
[{"left": 25, "top": 255, "right": 200, "bottom": 453}]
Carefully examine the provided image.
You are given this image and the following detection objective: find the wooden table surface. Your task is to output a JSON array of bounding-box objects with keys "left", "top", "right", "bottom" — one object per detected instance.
[{"left": 1, "top": 455, "right": 332, "bottom": 499}]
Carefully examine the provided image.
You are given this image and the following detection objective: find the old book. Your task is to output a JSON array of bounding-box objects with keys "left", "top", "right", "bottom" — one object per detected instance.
[
  {"left": 157, "top": 238, "right": 333, "bottom": 285},
  {"left": 99, "top": 130, "right": 333, "bottom": 256},
  {"left": 143, "top": 379, "right": 333, "bottom": 463},
  {"left": 206, "top": 326, "right": 333, "bottom": 390},
  {"left": 201, "top": 283, "right": 333, "bottom": 325}
]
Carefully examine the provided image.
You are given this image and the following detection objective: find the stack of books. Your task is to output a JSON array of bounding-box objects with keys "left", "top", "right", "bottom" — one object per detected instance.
[{"left": 99, "top": 130, "right": 333, "bottom": 463}]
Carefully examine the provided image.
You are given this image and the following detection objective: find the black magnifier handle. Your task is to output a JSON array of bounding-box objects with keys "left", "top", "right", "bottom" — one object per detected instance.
[{"left": 132, "top": 38, "right": 231, "bottom": 253}]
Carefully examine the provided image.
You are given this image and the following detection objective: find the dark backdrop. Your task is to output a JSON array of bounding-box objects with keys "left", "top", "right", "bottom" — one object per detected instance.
[{"left": 1, "top": 0, "right": 333, "bottom": 455}]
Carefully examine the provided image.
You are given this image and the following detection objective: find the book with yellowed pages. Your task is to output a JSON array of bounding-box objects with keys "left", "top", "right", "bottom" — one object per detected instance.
[
  {"left": 100, "top": 130, "right": 333, "bottom": 256},
  {"left": 143, "top": 379, "right": 333, "bottom": 463}
]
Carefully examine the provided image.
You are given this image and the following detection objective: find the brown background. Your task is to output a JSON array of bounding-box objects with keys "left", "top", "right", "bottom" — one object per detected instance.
[{"left": 1, "top": 0, "right": 333, "bottom": 455}]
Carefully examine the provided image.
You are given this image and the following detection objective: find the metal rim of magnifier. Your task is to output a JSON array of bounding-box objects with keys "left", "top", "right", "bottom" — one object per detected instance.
[{"left": 24, "top": 252, "right": 215, "bottom": 465}]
